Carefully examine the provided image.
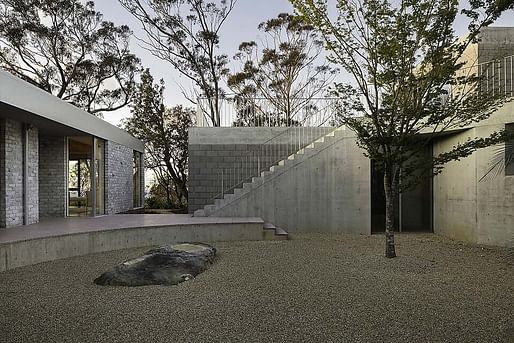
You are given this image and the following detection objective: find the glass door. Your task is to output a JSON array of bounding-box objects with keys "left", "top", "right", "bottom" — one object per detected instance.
[
  {"left": 94, "top": 138, "right": 105, "bottom": 215},
  {"left": 67, "top": 137, "right": 93, "bottom": 216},
  {"left": 67, "top": 136, "right": 105, "bottom": 217}
]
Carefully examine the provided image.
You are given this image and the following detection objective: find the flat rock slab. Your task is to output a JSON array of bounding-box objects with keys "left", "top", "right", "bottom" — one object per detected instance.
[{"left": 94, "top": 243, "right": 216, "bottom": 287}]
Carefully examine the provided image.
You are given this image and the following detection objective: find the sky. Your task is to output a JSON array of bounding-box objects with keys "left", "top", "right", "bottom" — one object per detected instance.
[
  {"left": 95, "top": 0, "right": 295, "bottom": 126},
  {"left": 93, "top": 0, "right": 514, "bottom": 126}
]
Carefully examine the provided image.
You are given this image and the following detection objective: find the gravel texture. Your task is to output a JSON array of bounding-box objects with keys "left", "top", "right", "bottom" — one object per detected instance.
[{"left": 0, "top": 233, "right": 512, "bottom": 343}]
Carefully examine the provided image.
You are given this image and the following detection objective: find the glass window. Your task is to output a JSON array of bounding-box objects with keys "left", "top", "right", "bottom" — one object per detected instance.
[
  {"left": 133, "top": 151, "right": 142, "bottom": 207},
  {"left": 95, "top": 138, "right": 105, "bottom": 215}
]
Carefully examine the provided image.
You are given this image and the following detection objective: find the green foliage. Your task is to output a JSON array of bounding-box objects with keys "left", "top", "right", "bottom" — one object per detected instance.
[
  {"left": 292, "top": 0, "right": 513, "bottom": 186},
  {"left": 0, "top": 0, "right": 141, "bottom": 115},
  {"left": 228, "top": 12, "right": 336, "bottom": 126},
  {"left": 292, "top": 0, "right": 514, "bottom": 257},
  {"left": 123, "top": 69, "right": 193, "bottom": 209},
  {"left": 145, "top": 183, "right": 173, "bottom": 209},
  {"left": 120, "top": 0, "right": 236, "bottom": 126}
]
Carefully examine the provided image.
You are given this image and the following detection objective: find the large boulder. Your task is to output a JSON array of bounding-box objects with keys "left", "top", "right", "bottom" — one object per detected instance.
[{"left": 94, "top": 243, "right": 216, "bottom": 286}]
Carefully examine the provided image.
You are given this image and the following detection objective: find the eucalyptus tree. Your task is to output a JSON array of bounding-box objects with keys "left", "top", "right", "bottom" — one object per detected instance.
[
  {"left": 120, "top": 0, "right": 236, "bottom": 126},
  {"left": 0, "top": 0, "right": 140, "bottom": 116},
  {"left": 228, "top": 13, "right": 336, "bottom": 126},
  {"left": 123, "top": 69, "right": 192, "bottom": 209},
  {"left": 291, "top": 0, "right": 514, "bottom": 257}
]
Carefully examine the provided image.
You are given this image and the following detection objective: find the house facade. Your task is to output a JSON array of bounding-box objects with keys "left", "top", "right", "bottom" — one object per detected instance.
[
  {"left": 188, "top": 28, "right": 514, "bottom": 247},
  {"left": 0, "top": 70, "right": 144, "bottom": 228}
]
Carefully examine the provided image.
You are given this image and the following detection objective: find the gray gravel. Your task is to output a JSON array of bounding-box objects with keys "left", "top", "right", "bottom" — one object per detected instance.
[{"left": 0, "top": 233, "right": 512, "bottom": 343}]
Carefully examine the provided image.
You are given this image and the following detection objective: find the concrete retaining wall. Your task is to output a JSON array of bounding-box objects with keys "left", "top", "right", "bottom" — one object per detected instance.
[
  {"left": 433, "top": 102, "right": 514, "bottom": 247},
  {"left": 207, "top": 129, "right": 371, "bottom": 234},
  {"left": 0, "top": 221, "right": 263, "bottom": 272}
]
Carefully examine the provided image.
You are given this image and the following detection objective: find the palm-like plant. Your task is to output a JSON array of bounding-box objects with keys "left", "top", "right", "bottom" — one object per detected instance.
[{"left": 480, "top": 139, "right": 514, "bottom": 181}]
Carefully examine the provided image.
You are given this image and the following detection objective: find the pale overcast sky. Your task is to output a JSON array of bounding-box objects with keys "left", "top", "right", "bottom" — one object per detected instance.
[
  {"left": 93, "top": 0, "right": 514, "bottom": 126},
  {"left": 96, "top": 0, "right": 295, "bottom": 125}
]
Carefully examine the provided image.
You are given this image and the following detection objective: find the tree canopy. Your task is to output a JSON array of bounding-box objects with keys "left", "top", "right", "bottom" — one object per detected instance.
[
  {"left": 0, "top": 0, "right": 140, "bottom": 115},
  {"left": 123, "top": 69, "right": 192, "bottom": 209},
  {"left": 120, "top": 0, "right": 236, "bottom": 126},
  {"left": 291, "top": 0, "right": 514, "bottom": 257},
  {"left": 228, "top": 13, "right": 336, "bottom": 126}
]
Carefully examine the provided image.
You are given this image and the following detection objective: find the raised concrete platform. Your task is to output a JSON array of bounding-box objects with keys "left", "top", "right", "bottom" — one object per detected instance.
[{"left": 0, "top": 214, "right": 264, "bottom": 272}]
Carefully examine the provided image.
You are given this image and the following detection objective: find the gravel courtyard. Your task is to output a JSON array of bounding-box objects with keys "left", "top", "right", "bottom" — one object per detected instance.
[{"left": 0, "top": 233, "right": 512, "bottom": 343}]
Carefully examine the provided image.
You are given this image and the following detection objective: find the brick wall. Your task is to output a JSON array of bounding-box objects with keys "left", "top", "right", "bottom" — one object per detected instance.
[
  {"left": 0, "top": 118, "right": 38, "bottom": 227},
  {"left": 188, "top": 127, "right": 333, "bottom": 212},
  {"left": 39, "top": 135, "right": 66, "bottom": 218},
  {"left": 0, "top": 119, "right": 6, "bottom": 226},
  {"left": 27, "top": 126, "right": 39, "bottom": 224},
  {"left": 105, "top": 140, "right": 134, "bottom": 214}
]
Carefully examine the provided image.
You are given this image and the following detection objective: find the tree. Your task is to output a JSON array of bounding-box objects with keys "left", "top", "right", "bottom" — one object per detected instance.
[
  {"left": 120, "top": 0, "right": 236, "bottom": 126},
  {"left": 228, "top": 13, "right": 336, "bottom": 126},
  {"left": 291, "top": 0, "right": 514, "bottom": 257},
  {"left": 0, "top": 0, "right": 140, "bottom": 116},
  {"left": 123, "top": 69, "right": 192, "bottom": 209}
]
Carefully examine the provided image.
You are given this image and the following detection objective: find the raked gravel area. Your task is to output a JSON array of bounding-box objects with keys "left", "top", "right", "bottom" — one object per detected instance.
[{"left": 0, "top": 233, "right": 512, "bottom": 343}]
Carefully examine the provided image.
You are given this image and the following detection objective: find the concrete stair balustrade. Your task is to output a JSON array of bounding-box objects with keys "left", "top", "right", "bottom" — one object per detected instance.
[{"left": 192, "top": 126, "right": 362, "bottom": 237}]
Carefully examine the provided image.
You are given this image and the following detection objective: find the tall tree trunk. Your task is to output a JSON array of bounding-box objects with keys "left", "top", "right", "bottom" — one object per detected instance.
[{"left": 383, "top": 169, "right": 397, "bottom": 258}]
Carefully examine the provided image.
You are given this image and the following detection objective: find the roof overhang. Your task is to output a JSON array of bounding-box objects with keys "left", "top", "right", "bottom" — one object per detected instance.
[{"left": 0, "top": 70, "right": 144, "bottom": 152}]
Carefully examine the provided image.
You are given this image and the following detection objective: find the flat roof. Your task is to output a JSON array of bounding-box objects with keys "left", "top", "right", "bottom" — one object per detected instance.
[{"left": 0, "top": 70, "right": 144, "bottom": 152}]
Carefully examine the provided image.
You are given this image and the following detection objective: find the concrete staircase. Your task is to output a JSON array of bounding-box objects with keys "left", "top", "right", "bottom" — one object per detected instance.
[
  {"left": 263, "top": 222, "right": 288, "bottom": 240},
  {"left": 193, "top": 126, "right": 348, "bottom": 237}
]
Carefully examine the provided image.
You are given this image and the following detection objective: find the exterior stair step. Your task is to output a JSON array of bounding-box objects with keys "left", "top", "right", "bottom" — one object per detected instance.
[
  {"left": 263, "top": 222, "right": 289, "bottom": 241},
  {"left": 193, "top": 209, "right": 206, "bottom": 217},
  {"left": 196, "top": 125, "right": 345, "bottom": 219}
]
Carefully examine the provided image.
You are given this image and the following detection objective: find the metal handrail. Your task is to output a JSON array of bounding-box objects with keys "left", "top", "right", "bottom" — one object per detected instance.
[
  {"left": 196, "top": 96, "right": 342, "bottom": 127},
  {"left": 210, "top": 125, "right": 336, "bottom": 201}
]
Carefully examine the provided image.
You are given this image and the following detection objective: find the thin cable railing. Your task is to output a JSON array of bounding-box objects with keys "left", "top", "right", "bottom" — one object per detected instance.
[
  {"left": 478, "top": 54, "right": 514, "bottom": 97},
  {"left": 450, "top": 54, "right": 514, "bottom": 98},
  {"left": 211, "top": 126, "right": 335, "bottom": 201},
  {"left": 196, "top": 97, "right": 341, "bottom": 127}
]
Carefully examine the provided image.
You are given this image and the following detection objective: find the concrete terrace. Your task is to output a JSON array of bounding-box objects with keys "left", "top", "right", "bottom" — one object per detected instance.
[{"left": 0, "top": 214, "right": 264, "bottom": 272}]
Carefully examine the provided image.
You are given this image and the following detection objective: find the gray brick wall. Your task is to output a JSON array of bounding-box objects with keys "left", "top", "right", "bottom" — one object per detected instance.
[
  {"left": 105, "top": 140, "right": 134, "bottom": 214},
  {"left": 0, "top": 119, "right": 6, "bottom": 227},
  {"left": 188, "top": 143, "right": 268, "bottom": 212},
  {"left": 27, "top": 126, "right": 39, "bottom": 224},
  {"left": 39, "top": 135, "right": 66, "bottom": 218},
  {"left": 0, "top": 118, "right": 38, "bottom": 227},
  {"left": 188, "top": 127, "right": 333, "bottom": 212}
]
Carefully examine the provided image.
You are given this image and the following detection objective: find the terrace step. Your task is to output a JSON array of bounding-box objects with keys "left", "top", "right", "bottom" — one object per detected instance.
[{"left": 262, "top": 222, "right": 289, "bottom": 241}]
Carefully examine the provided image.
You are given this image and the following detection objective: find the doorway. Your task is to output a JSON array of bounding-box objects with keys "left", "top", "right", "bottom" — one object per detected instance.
[
  {"left": 67, "top": 136, "right": 105, "bottom": 217},
  {"left": 370, "top": 150, "right": 433, "bottom": 233}
]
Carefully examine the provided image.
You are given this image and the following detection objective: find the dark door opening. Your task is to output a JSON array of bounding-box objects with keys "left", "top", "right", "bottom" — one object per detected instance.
[{"left": 370, "top": 147, "right": 433, "bottom": 233}]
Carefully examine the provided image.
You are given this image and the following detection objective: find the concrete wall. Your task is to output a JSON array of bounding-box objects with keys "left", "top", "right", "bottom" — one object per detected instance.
[
  {"left": 105, "top": 140, "right": 134, "bottom": 214},
  {"left": 433, "top": 102, "right": 514, "bottom": 247},
  {"left": 477, "top": 27, "right": 514, "bottom": 63},
  {"left": 203, "top": 128, "right": 371, "bottom": 234},
  {"left": 188, "top": 127, "right": 332, "bottom": 212},
  {"left": 0, "top": 218, "right": 264, "bottom": 272},
  {"left": 39, "top": 135, "right": 66, "bottom": 218},
  {"left": 0, "top": 118, "right": 38, "bottom": 227}
]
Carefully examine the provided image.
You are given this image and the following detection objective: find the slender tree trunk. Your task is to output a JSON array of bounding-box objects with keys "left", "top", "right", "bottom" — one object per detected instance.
[{"left": 383, "top": 169, "right": 397, "bottom": 258}]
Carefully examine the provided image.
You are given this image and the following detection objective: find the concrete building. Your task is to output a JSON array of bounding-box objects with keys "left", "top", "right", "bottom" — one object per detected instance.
[
  {"left": 0, "top": 70, "right": 144, "bottom": 228},
  {"left": 189, "top": 28, "right": 514, "bottom": 248}
]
